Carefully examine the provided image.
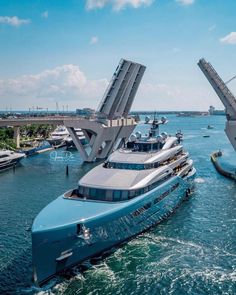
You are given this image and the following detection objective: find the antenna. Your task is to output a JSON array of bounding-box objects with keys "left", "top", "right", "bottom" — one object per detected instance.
[{"left": 225, "top": 75, "right": 236, "bottom": 85}]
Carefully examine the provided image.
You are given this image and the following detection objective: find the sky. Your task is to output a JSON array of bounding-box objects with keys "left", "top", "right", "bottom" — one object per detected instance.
[{"left": 0, "top": 0, "right": 236, "bottom": 112}]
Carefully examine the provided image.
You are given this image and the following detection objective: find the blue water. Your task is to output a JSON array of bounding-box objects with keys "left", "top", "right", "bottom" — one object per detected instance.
[{"left": 0, "top": 115, "right": 236, "bottom": 295}]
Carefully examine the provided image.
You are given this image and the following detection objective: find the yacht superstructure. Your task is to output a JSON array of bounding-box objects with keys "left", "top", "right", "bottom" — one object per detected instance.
[
  {"left": 32, "top": 118, "right": 196, "bottom": 286},
  {"left": 0, "top": 150, "right": 25, "bottom": 171}
]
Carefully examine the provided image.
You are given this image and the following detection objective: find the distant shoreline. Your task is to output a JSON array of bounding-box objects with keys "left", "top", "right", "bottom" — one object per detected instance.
[{"left": 0, "top": 110, "right": 226, "bottom": 117}]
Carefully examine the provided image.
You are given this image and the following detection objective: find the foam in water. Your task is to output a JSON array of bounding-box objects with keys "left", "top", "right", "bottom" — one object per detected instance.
[{"left": 194, "top": 177, "right": 205, "bottom": 183}]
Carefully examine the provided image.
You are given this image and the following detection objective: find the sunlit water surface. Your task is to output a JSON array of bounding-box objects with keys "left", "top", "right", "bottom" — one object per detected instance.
[{"left": 0, "top": 115, "right": 236, "bottom": 295}]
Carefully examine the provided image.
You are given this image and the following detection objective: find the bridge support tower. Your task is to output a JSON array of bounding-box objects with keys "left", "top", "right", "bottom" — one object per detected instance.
[
  {"left": 13, "top": 126, "right": 20, "bottom": 149},
  {"left": 64, "top": 58, "right": 146, "bottom": 162}
]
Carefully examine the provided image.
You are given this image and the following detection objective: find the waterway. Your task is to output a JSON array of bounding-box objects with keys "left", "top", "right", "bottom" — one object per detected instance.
[{"left": 0, "top": 115, "right": 236, "bottom": 295}]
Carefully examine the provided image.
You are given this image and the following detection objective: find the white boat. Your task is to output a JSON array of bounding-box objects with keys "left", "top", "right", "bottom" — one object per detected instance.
[
  {"left": 0, "top": 150, "right": 25, "bottom": 171},
  {"left": 47, "top": 126, "right": 86, "bottom": 147},
  {"left": 65, "top": 129, "right": 87, "bottom": 148},
  {"left": 47, "top": 126, "right": 69, "bottom": 146}
]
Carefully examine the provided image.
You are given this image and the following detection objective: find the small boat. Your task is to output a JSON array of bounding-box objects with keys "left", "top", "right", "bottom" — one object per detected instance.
[
  {"left": 203, "top": 135, "right": 210, "bottom": 138},
  {"left": 0, "top": 150, "right": 25, "bottom": 171},
  {"left": 207, "top": 125, "right": 214, "bottom": 129},
  {"left": 177, "top": 112, "right": 194, "bottom": 117}
]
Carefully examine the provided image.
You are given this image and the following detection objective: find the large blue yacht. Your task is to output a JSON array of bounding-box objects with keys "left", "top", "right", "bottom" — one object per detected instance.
[{"left": 31, "top": 118, "right": 196, "bottom": 285}]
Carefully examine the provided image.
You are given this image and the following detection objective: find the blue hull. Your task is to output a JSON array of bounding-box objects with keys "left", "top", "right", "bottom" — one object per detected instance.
[
  {"left": 21, "top": 142, "right": 51, "bottom": 157},
  {"left": 32, "top": 170, "right": 196, "bottom": 285}
]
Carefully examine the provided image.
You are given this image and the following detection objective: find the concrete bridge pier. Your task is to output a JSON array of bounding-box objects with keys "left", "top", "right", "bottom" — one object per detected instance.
[
  {"left": 13, "top": 126, "right": 20, "bottom": 149},
  {"left": 65, "top": 117, "right": 136, "bottom": 162}
]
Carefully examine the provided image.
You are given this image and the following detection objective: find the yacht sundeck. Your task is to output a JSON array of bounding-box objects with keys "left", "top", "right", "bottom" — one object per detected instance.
[
  {"left": 0, "top": 150, "right": 25, "bottom": 171},
  {"left": 32, "top": 118, "right": 196, "bottom": 285}
]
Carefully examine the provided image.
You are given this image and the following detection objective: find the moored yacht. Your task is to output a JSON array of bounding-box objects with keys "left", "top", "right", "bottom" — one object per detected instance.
[
  {"left": 47, "top": 126, "right": 69, "bottom": 146},
  {"left": 0, "top": 150, "right": 25, "bottom": 171},
  {"left": 47, "top": 126, "right": 86, "bottom": 147},
  {"left": 65, "top": 129, "right": 87, "bottom": 149},
  {"left": 32, "top": 118, "right": 196, "bottom": 286}
]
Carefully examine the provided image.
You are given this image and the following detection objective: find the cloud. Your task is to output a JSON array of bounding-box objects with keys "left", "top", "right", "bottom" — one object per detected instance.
[
  {"left": 86, "top": 0, "right": 153, "bottom": 11},
  {"left": 138, "top": 82, "right": 182, "bottom": 102},
  {"left": 41, "top": 11, "right": 49, "bottom": 19},
  {"left": 113, "top": 0, "right": 153, "bottom": 10},
  {"left": 172, "top": 47, "right": 181, "bottom": 53},
  {"left": 133, "top": 80, "right": 218, "bottom": 111},
  {"left": 0, "top": 16, "right": 31, "bottom": 27},
  {"left": 175, "top": 0, "right": 194, "bottom": 6},
  {"left": 220, "top": 32, "right": 236, "bottom": 45},
  {"left": 90, "top": 36, "right": 98, "bottom": 44},
  {"left": 0, "top": 65, "right": 108, "bottom": 109},
  {"left": 1, "top": 64, "right": 232, "bottom": 111},
  {"left": 208, "top": 24, "right": 216, "bottom": 32},
  {"left": 86, "top": 0, "right": 109, "bottom": 9}
]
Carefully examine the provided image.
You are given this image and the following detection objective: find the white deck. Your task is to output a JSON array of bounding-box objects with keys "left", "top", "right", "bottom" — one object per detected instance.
[
  {"left": 108, "top": 141, "right": 182, "bottom": 164},
  {"left": 79, "top": 163, "right": 170, "bottom": 190}
]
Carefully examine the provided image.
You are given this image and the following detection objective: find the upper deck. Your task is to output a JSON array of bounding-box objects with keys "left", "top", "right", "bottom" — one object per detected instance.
[
  {"left": 107, "top": 136, "right": 182, "bottom": 165},
  {"left": 79, "top": 164, "right": 171, "bottom": 190}
]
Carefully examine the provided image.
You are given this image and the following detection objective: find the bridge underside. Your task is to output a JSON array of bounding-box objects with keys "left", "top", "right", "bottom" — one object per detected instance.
[{"left": 65, "top": 118, "right": 136, "bottom": 162}]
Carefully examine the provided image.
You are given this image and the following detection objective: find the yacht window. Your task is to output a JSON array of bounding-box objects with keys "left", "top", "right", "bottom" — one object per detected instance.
[
  {"left": 76, "top": 224, "right": 81, "bottom": 235},
  {"left": 113, "top": 190, "right": 121, "bottom": 201},
  {"left": 171, "top": 183, "right": 179, "bottom": 192},
  {"left": 153, "top": 143, "right": 159, "bottom": 150},
  {"left": 104, "top": 162, "right": 157, "bottom": 170},
  {"left": 134, "top": 190, "right": 140, "bottom": 197},
  {"left": 78, "top": 186, "right": 83, "bottom": 195},
  {"left": 106, "top": 190, "right": 113, "bottom": 201},
  {"left": 89, "top": 188, "right": 96, "bottom": 198},
  {"left": 84, "top": 187, "right": 90, "bottom": 198},
  {"left": 121, "top": 191, "right": 128, "bottom": 200},
  {"left": 96, "top": 189, "right": 106, "bottom": 200},
  {"left": 0, "top": 155, "right": 8, "bottom": 159},
  {"left": 127, "top": 142, "right": 134, "bottom": 149},
  {"left": 128, "top": 190, "right": 135, "bottom": 199},
  {"left": 74, "top": 173, "right": 172, "bottom": 202},
  {"left": 143, "top": 202, "right": 151, "bottom": 210},
  {"left": 131, "top": 202, "right": 152, "bottom": 218},
  {"left": 144, "top": 186, "right": 149, "bottom": 193}
]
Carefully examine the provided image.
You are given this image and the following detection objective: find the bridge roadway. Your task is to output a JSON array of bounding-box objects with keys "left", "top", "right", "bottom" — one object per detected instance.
[{"left": 0, "top": 116, "right": 82, "bottom": 127}]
